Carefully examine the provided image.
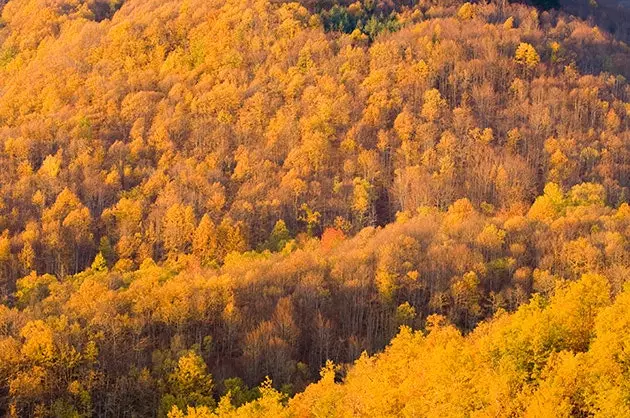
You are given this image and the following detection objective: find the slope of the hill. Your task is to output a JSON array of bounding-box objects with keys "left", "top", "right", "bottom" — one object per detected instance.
[
  {"left": 171, "top": 272, "right": 630, "bottom": 417},
  {"left": 2, "top": 190, "right": 629, "bottom": 416},
  {"left": 0, "top": 0, "right": 630, "bottom": 416},
  {"left": 0, "top": 0, "right": 629, "bottom": 292}
]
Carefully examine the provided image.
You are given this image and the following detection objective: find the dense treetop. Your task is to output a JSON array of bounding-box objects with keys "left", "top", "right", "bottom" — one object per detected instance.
[
  {"left": 0, "top": 0, "right": 629, "bottom": 285},
  {"left": 0, "top": 0, "right": 629, "bottom": 415}
]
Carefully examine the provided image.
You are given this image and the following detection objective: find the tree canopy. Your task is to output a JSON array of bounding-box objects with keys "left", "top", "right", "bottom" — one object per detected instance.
[{"left": 0, "top": 0, "right": 629, "bottom": 415}]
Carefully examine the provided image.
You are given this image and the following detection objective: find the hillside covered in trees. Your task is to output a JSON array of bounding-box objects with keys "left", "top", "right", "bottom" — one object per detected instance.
[
  {"left": 0, "top": 0, "right": 629, "bottom": 416},
  {"left": 169, "top": 271, "right": 630, "bottom": 417}
]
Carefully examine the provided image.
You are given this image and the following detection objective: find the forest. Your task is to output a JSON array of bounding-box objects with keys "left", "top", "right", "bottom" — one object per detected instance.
[{"left": 0, "top": 0, "right": 629, "bottom": 415}]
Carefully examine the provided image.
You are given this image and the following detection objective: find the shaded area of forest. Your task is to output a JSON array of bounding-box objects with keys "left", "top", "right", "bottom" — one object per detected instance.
[
  {"left": 171, "top": 271, "right": 630, "bottom": 417},
  {"left": 2, "top": 188, "right": 629, "bottom": 416},
  {"left": 559, "top": 0, "right": 630, "bottom": 41}
]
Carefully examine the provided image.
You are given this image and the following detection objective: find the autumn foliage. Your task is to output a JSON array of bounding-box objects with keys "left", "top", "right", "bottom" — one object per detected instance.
[{"left": 0, "top": 0, "right": 629, "bottom": 415}]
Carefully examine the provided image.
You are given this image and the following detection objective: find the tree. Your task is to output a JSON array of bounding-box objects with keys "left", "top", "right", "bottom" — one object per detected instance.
[
  {"left": 421, "top": 89, "right": 447, "bottom": 123},
  {"left": 216, "top": 218, "right": 247, "bottom": 262},
  {"left": 42, "top": 189, "right": 93, "bottom": 276},
  {"left": 457, "top": 3, "right": 475, "bottom": 20},
  {"left": 352, "top": 177, "right": 374, "bottom": 226},
  {"left": 298, "top": 204, "right": 321, "bottom": 236},
  {"left": 450, "top": 271, "right": 481, "bottom": 328},
  {"left": 91, "top": 252, "right": 107, "bottom": 272},
  {"left": 527, "top": 183, "right": 566, "bottom": 223},
  {"left": 160, "top": 351, "right": 215, "bottom": 417},
  {"left": 476, "top": 224, "right": 506, "bottom": 254},
  {"left": 192, "top": 215, "right": 217, "bottom": 266},
  {"left": 515, "top": 42, "right": 540, "bottom": 69},
  {"left": 268, "top": 220, "right": 290, "bottom": 252},
  {"left": 162, "top": 204, "right": 196, "bottom": 257},
  {"left": 320, "top": 227, "right": 345, "bottom": 251}
]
